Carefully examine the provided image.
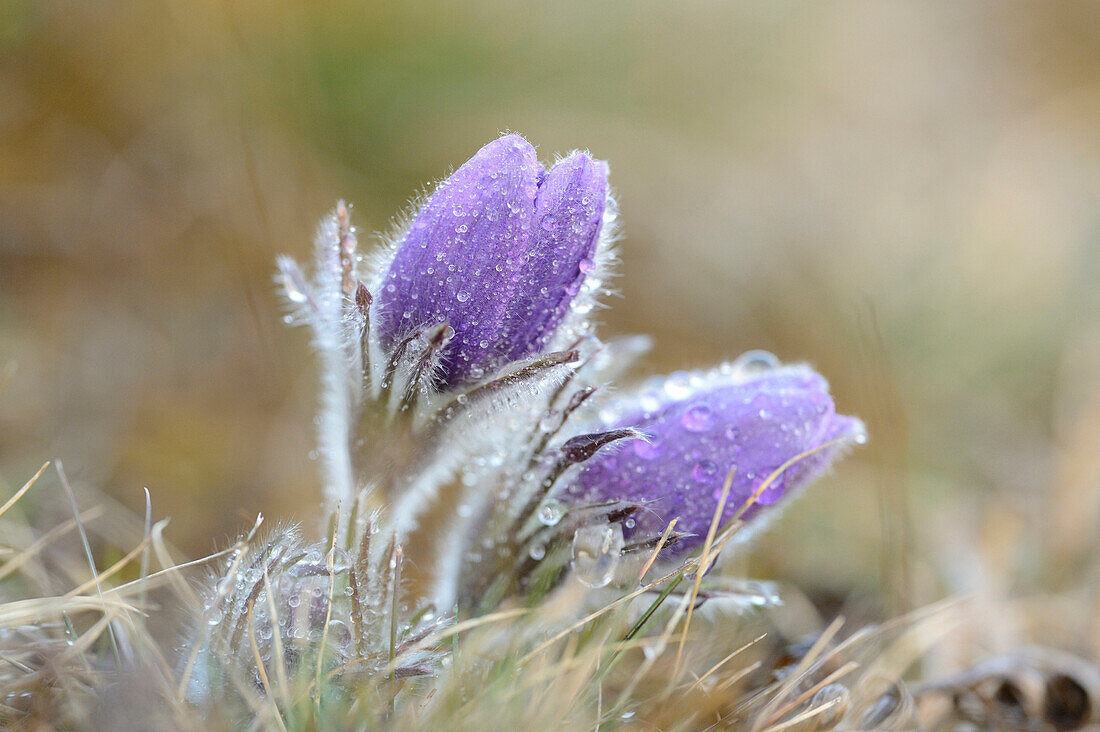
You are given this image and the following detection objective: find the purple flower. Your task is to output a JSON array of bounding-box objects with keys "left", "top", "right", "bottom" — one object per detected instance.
[
  {"left": 375, "top": 134, "right": 609, "bottom": 388},
  {"left": 565, "top": 360, "right": 865, "bottom": 550}
]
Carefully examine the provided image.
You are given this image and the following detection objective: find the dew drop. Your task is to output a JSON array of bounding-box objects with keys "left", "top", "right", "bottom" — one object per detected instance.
[
  {"left": 681, "top": 403, "right": 714, "bottom": 432},
  {"left": 570, "top": 523, "right": 624, "bottom": 588},
  {"left": 456, "top": 290, "right": 471, "bottom": 303},
  {"left": 538, "top": 499, "right": 564, "bottom": 526},
  {"left": 731, "top": 349, "right": 780, "bottom": 375},
  {"left": 528, "top": 543, "right": 546, "bottom": 561}
]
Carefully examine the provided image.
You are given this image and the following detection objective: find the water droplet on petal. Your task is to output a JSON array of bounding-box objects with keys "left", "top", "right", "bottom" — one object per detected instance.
[
  {"left": 571, "top": 523, "right": 624, "bottom": 588},
  {"left": 456, "top": 290, "right": 471, "bottom": 303},
  {"left": 731, "top": 349, "right": 780, "bottom": 374},
  {"left": 681, "top": 404, "right": 714, "bottom": 432}
]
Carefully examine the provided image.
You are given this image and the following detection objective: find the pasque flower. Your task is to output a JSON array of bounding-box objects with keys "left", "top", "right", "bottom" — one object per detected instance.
[
  {"left": 375, "top": 134, "right": 610, "bottom": 388},
  {"left": 278, "top": 133, "right": 865, "bottom": 615},
  {"left": 565, "top": 357, "right": 865, "bottom": 550}
]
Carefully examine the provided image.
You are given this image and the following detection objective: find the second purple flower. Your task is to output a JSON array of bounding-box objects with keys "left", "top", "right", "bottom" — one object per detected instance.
[{"left": 565, "top": 358, "right": 865, "bottom": 551}]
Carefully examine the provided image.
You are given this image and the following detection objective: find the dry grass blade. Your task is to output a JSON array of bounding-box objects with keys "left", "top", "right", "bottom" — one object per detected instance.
[
  {"left": 139, "top": 487, "right": 152, "bottom": 634},
  {"left": 750, "top": 615, "right": 847, "bottom": 732},
  {"left": 0, "top": 462, "right": 49, "bottom": 520},
  {"left": 638, "top": 518, "right": 677, "bottom": 583},
  {"left": 0, "top": 594, "right": 137, "bottom": 626},
  {"left": 314, "top": 540, "right": 338, "bottom": 701},
  {"left": 730, "top": 437, "right": 856, "bottom": 529},
  {"left": 64, "top": 606, "right": 133, "bottom": 658},
  {"left": 64, "top": 524, "right": 161, "bottom": 599},
  {"left": 382, "top": 607, "right": 529, "bottom": 676},
  {"left": 56, "top": 460, "right": 122, "bottom": 665},
  {"left": 176, "top": 513, "right": 265, "bottom": 700},
  {"left": 519, "top": 565, "right": 686, "bottom": 666},
  {"left": 111, "top": 521, "right": 253, "bottom": 600},
  {"left": 248, "top": 599, "right": 288, "bottom": 732},
  {"left": 263, "top": 566, "right": 290, "bottom": 705},
  {"left": 690, "top": 633, "right": 768, "bottom": 692},
  {"left": 766, "top": 694, "right": 846, "bottom": 732},
  {"left": 674, "top": 466, "right": 736, "bottom": 677},
  {"left": 614, "top": 579, "right": 696, "bottom": 713},
  {"left": 716, "top": 659, "right": 763, "bottom": 693},
  {"left": 0, "top": 507, "right": 103, "bottom": 582},
  {"left": 763, "top": 660, "right": 860, "bottom": 728}
]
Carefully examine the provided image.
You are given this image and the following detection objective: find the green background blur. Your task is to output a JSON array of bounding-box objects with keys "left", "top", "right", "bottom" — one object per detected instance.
[{"left": 2, "top": 2, "right": 1099, "bottom": 643}]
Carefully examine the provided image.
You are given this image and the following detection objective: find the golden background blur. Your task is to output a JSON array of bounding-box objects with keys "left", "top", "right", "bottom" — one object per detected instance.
[{"left": 2, "top": 2, "right": 1100, "bottom": 643}]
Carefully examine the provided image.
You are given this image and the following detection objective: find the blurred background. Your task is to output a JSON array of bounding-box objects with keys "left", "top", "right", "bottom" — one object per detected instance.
[{"left": 2, "top": 1, "right": 1099, "bottom": 654}]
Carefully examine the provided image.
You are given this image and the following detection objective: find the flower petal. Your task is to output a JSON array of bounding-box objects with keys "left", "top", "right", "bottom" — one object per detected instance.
[
  {"left": 498, "top": 152, "right": 609, "bottom": 356},
  {"left": 376, "top": 134, "right": 543, "bottom": 386}
]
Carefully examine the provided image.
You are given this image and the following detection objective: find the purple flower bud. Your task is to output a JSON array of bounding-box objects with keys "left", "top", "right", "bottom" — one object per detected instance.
[
  {"left": 376, "top": 134, "right": 609, "bottom": 388},
  {"left": 566, "top": 363, "right": 865, "bottom": 550}
]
